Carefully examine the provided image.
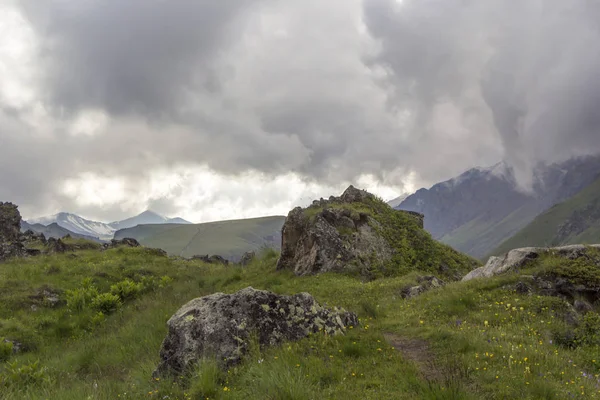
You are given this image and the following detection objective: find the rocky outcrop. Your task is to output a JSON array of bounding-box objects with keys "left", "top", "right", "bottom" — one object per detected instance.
[
  {"left": 463, "top": 244, "right": 600, "bottom": 281},
  {"left": 277, "top": 186, "right": 428, "bottom": 276},
  {"left": 154, "top": 287, "right": 358, "bottom": 377},
  {"left": 0, "top": 203, "right": 26, "bottom": 262},
  {"left": 101, "top": 238, "right": 140, "bottom": 250},
  {"left": 191, "top": 254, "right": 229, "bottom": 265}
]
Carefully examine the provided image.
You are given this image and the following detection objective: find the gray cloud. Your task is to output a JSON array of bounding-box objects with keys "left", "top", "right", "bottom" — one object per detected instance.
[
  {"left": 18, "top": 0, "right": 265, "bottom": 117},
  {"left": 364, "top": 0, "right": 600, "bottom": 186},
  {"left": 1, "top": 0, "right": 599, "bottom": 221}
]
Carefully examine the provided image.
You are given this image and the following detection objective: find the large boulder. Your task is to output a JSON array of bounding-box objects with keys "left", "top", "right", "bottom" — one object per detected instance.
[
  {"left": 0, "top": 202, "right": 25, "bottom": 262},
  {"left": 153, "top": 287, "right": 358, "bottom": 377},
  {"left": 276, "top": 185, "right": 473, "bottom": 278},
  {"left": 463, "top": 244, "right": 600, "bottom": 281}
]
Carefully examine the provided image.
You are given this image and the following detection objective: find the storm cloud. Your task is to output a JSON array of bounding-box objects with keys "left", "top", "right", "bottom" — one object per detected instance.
[{"left": 1, "top": 0, "right": 599, "bottom": 221}]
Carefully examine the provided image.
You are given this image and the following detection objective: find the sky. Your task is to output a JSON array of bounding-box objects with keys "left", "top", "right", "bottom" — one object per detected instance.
[{"left": 1, "top": 0, "right": 599, "bottom": 223}]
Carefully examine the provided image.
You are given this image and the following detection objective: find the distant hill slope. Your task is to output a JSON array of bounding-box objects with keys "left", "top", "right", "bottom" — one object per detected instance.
[
  {"left": 397, "top": 156, "right": 600, "bottom": 259},
  {"left": 20, "top": 221, "right": 103, "bottom": 243},
  {"left": 491, "top": 175, "right": 600, "bottom": 255},
  {"left": 108, "top": 210, "right": 191, "bottom": 231},
  {"left": 114, "top": 216, "right": 286, "bottom": 261}
]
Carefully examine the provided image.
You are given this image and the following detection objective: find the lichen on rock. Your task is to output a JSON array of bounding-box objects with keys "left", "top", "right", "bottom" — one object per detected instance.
[
  {"left": 276, "top": 185, "right": 476, "bottom": 278},
  {"left": 153, "top": 287, "right": 358, "bottom": 377}
]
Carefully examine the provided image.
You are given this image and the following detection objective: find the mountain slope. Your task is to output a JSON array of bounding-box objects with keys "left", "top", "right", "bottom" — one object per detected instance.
[
  {"left": 397, "top": 156, "right": 600, "bottom": 258},
  {"left": 108, "top": 210, "right": 191, "bottom": 231},
  {"left": 29, "top": 212, "right": 116, "bottom": 240},
  {"left": 492, "top": 175, "right": 600, "bottom": 255},
  {"left": 114, "top": 216, "right": 286, "bottom": 261},
  {"left": 20, "top": 221, "right": 102, "bottom": 242}
]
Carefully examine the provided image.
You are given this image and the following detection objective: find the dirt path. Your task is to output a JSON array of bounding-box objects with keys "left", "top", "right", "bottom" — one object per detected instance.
[{"left": 383, "top": 333, "right": 443, "bottom": 382}]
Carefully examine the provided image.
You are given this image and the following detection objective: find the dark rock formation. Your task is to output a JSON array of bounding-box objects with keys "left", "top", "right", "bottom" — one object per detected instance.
[
  {"left": 102, "top": 238, "right": 141, "bottom": 250},
  {"left": 0, "top": 202, "right": 26, "bottom": 261},
  {"left": 276, "top": 185, "right": 429, "bottom": 276},
  {"left": 154, "top": 287, "right": 358, "bottom": 377},
  {"left": 191, "top": 254, "right": 229, "bottom": 265}
]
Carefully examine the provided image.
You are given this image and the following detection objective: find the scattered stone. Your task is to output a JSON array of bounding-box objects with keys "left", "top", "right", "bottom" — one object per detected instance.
[
  {"left": 102, "top": 238, "right": 141, "bottom": 250},
  {"left": 462, "top": 244, "right": 600, "bottom": 281},
  {"left": 191, "top": 254, "right": 229, "bottom": 265},
  {"left": 46, "top": 237, "right": 69, "bottom": 253},
  {"left": 29, "top": 286, "right": 64, "bottom": 308},
  {"left": 574, "top": 299, "right": 593, "bottom": 314},
  {"left": 153, "top": 287, "right": 358, "bottom": 377},
  {"left": 240, "top": 251, "right": 256, "bottom": 266},
  {"left": 401, "top": 276, "right": 445, "bottom": 299},
  {"left": 3, "top": 339, "right": 22, "bottom": 354}
]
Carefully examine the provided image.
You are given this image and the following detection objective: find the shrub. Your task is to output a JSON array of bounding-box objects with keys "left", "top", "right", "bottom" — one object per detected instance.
[
  {"left": 110, "top": 279, "right": 143, "bottom": 301},
  {"left": 0, "top": 360, "right": 50, "bottom": 387},
  {"left": 576, "top": 312, "right": 600, "bottom": 346},
  {"left": 65, "top": 287, "right": 99, "bottom": 312},
  {"left": 0, "top": 339, "right": 13, "bottom": 362},
  {"left": 91, "top": 293, "right": 121, "bottom": 314}
]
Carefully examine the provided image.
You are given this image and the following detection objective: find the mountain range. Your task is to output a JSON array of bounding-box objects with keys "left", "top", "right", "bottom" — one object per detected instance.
[
  {"left": 26, "top": 210, "right": 191, "bottom": 240},
  {"left": 396, "top": 155, "right": 600, "bottom": 259},
  {"left": 492, "top": 174, "right": 600, "bottom": 254}
]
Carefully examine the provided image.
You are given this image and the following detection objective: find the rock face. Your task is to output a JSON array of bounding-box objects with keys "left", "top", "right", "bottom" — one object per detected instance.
[
  {"left": 154, "top": 287, "right": 358, "bottom": 377},
  {"left": 276, "top": 185, "right": 425, "bottom": 276},
  {"left": 0, "top": 202, "right": 26, "bottom": 262},
  {"left": 463, "top": 244, "right": 600, "bottom": 281}
]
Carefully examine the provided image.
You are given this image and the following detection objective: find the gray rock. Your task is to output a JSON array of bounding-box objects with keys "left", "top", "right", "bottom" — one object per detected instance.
[
  {"left": 102, "top": 238, "right": 140, "bottom": 250},
  {"left": 574, "top": 300, "right": 593, "bottom": 314},
  {"left": 191, "top": 254, "right": 229, "bottom": 265},
  {"left": 277, "top": 186, "right": 412, "bottom": 276},
  {"left": 462, "top": 244, "right": 600, "bottom": 281},
  {"left": 153, "top": 287, "right": 357, "bottom": 377},
  {"left": 0, "top": 202, "right": 25, "bottom": 262},
  {"left": 401, "top": 276, "right": 445, "bottom": 298}
]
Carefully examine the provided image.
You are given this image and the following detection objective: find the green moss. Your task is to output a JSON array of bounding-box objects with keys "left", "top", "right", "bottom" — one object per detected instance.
[{"left": 304, "top": 197, "right": 478, "bottom": 280}]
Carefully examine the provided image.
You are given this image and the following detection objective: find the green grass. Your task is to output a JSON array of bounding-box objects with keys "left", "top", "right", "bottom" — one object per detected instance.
[
  {"left": 492, "top": 176, "right": 600, "bottom": 256},
  {"left": 302, "top": 195, "right": 479, "bottom": 280},
  {"left": 0, "top": 246, "right": 599, "bottom": 399},
  {"left": 114, "top": 216, "right": 285, "bottom": 260}
]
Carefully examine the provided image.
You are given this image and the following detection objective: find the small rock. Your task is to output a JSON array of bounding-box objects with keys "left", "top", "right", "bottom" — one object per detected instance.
[{"left": 574, "top": 300, "right": 593, "bottom": 314}]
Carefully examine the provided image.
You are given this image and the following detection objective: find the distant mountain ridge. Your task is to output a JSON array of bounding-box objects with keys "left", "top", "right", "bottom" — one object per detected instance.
[
  {"left": 27, "top": 210, "right": 191, "bottom": 240},
  {"left": 491, "top": 175, "right": 600, "bottom": 255},
  {"left": 20, "top": 221, "right": 102, "bottom": 242},
  {"left": 396, "top": 155, "right": 600, "bottom": 259}
]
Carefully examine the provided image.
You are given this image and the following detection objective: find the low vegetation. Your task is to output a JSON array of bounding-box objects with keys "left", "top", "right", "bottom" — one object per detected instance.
[
  {"left": 0, "top": 242, "right": 599, "bottom": 399},
  {"left": 303, "top": 194, "right": 478, "bottom": 279}
]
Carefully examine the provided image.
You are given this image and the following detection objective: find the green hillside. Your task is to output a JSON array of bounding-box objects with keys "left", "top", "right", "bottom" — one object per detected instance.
[
  {"left": 114, "top": 216, "right": 285, "bottom": 260},
  {"left": 1, "top": 243, "right": 600, "bottom": 399},
  {"left": 492, "top": 176, "right": 600, "bottom": 256}
]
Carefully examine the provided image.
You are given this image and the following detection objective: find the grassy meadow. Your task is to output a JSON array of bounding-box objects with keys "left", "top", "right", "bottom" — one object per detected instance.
[{"left": 0, "top": 245, "right": 599, "bottom": 399}]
